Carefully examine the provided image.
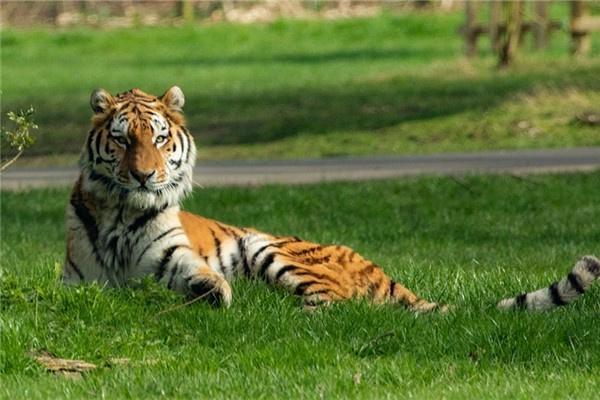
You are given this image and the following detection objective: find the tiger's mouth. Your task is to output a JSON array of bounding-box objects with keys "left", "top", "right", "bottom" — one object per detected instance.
[{"left": 130, "top": 179, "right": 176, "bottom": 194}]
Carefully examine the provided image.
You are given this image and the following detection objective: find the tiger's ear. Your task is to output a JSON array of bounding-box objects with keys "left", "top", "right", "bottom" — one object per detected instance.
[
  {"left": 160, "top": 86, "right": 185, "bottom": 112},
  {"left": 90, "top": 89, "right": 115, "bottom": 114}
]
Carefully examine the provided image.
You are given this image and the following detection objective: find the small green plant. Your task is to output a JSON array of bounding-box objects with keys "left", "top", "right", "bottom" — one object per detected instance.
[{"left": 1, "top": 107, "right": 38, "bottom": 172}]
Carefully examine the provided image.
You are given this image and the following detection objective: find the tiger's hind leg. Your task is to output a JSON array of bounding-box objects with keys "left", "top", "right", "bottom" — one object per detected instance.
[
  {"left": 310, "top": 244, "right": 448, "bottom": 313},
  {"left": 243, "top": 235, "right": 446, "bottom": 313}
]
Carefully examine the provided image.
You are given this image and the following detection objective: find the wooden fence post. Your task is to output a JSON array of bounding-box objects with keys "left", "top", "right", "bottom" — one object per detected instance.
[
  {"left": 50, "top": 0, "right": 63, "bottom": 25},
  {"left": 571, "top": 0, "right": 591, "bottom": 55},
  {"left": 498, "top": 0, "right": 523, "bottom": 67},
  {"left": 489, "top": 0, "right": 503, "bottom": 53},
  {"left": 176, "top": 0, "right": 195, "bottom": 23},
  {"left": 533, "top": 1, "right": 550, "bottom": 49},
  {"left": 465, "top": 1, "right": 480, "bottom": 56}
]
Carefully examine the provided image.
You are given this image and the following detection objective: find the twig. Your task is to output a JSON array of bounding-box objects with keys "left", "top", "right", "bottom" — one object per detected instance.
[
  {"left": 0, "top": 149, "right": 23, "bottom": 172},
  {"left": 356, "top": 330, "right": 395, "bottom": 356},
  {"left": 30, "top": 350, "right": 96, "bottom": 379},
  {"left": 155, "top": 287, "right": 216, "bottom": 316}
]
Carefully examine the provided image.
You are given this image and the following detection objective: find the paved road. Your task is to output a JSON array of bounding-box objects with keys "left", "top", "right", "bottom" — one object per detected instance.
[{"left": 2, "top": 147, "right": 599, "bottom": 190}]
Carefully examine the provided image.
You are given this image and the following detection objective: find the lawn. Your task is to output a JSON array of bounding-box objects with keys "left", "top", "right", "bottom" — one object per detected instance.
[
  {"left": 3, "top": 8, "right": 600, "bottom": 166},
  {"left": 1, "top": 172, "right": 600, "bottom": 398}
]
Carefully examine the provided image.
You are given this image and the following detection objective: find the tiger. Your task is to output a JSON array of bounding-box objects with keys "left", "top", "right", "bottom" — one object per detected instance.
[
  {"left": 64, "top": 86, "right": 599, "bottom": 312},
  {"left": 63, "top": 86, "right": 447, "bottom": 312}
]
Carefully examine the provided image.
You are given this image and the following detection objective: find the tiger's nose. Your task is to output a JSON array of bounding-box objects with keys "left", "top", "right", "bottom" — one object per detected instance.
[{"left": 131, "top": 169, "right": 155, "bottom": 185}]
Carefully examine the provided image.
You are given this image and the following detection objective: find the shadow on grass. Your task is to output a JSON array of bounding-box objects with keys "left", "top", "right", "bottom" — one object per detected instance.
[
  {"left": 185, "top": 62, "right": 600, "bottom": 145},
  {"left": 12, "top": 51, "right": 600, "bottom": 155},
  {"left": 144, "top": 47, "right": 450, "bottom": 67}
]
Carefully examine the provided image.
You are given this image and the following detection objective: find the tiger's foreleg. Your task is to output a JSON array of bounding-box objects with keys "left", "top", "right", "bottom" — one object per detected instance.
[
  {"left": 152, "top": 246, "right": 232, "bottom": 307},
  {"left": 242, "top": 235, "right": 446, "bottom": 312}
]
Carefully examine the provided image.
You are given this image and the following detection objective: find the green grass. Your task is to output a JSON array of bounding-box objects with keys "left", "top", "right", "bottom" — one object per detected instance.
[
  {"left": 2, "top": 172, "right": 600, "bottom": 398},
  {"left": 3, "top": 8, "right": 600, "bottom": 165}
]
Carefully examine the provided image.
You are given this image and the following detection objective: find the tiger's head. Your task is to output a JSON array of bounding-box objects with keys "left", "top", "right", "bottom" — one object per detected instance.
[{"left": 80, "top": 86, "right": 196, "bottom": 209}]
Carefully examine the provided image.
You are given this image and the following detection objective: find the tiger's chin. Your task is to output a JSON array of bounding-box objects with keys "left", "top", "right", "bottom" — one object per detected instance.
[
  {"left": 124, "top": 183, "right": 190, "bottom": 210},
  {"left": 127, "top": 189, "right": 165, "bottom": 209},
  {"left": 82, "top": 171, "right": 191, "bottom": 211}
]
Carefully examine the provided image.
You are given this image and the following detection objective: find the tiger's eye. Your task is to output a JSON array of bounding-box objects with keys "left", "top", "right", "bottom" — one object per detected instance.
[{"left": 156, "top": 136, "right": 167, "bottom": 144}]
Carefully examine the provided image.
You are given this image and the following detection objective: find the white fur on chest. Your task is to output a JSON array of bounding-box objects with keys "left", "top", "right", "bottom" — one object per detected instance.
[{"left": 65, "top": 204, "right": 189, "bottom": 286}]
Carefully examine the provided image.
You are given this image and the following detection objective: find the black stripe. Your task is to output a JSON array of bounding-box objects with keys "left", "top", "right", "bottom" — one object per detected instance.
[
  {"left": 362, "top": 263, "right": 376, "bottom": 274},
  {"left": 95, "top": 129, "right": 103, "bottom": 160},
  {"left": 95, "top": 155, "right": 114, "bottom": 165},
  {"left": 275, "top": 265, "right": 298, "bottom": 281},
  {"left": 103, "top": 135, "right": 112, "bottom": 155},
  {"left": 70, "top": 190, "right": 112, "bottom": 273},
  {"left": 169, "top": 159, "right": 182, "bottom": 168},
  {"left": 294, "top": 270, "right": 339, "bottom": 286},
  {"left": 389, "top": 280, "right": 396, "bottom": 298},
  {"left": 211, "top": 231, "right": 225, "bottom": 274},
  {"left": 185, "top": 131, "right": 193, "bottom": 163},
  {"left": 167, "top": 264, "right": 179, "bottom": 289},
  {"left": 128, "top": 205, "right": 166, "bottom": 233},
  {"left": 71, "top": 196, "right": 99, "bottom": 244},
  {"left": 88, "top": 170, "right": 111, "bottom": 186},
  {"left": 258, "top": 253, "right": 276, "bottom": 279},
  {"left": 67, "top": 255, "right": 85, "bottom": 281},
  {"left": 89, "top": 170, "right": 124, "bottom": 195},
  {"left": 250, "top": 243, "right": 272, "bottom": 266},
  {"left": 567, "top": 272, "right": 586, "bottom": 294},
  {"left": 549, "top": 282, "right": 568, "bottom": 306},
  {"left": 86, "top": 130, "right": 95, "bottom": 163},
  {"left": 237, "top": 237, "right": 250, "bottom": 276},
  {"left": 107, "top": 235, "right": 119, "bottom": 253},
  {"left": 129, "top": 206, "right": 168, "bottom": 250},
  {"left": 515, "top": 293, "right": 528, "bottom": 309},
  {"left": 249, "top": 239, "right": 298, "bottom": 267},
  {"left": 294, "top": 281, "right": 316, "bottom": 296},
  {"left": 305, "top": 289, "right": 329, "bottom": 297},
  {"left": 135, "top": 227, "right": 184, "bottom": 265},
  {"left": 110, "top": 205, "right": 125, "bottom": 232},
  {"left": 289, "top": 246, "right": 321, "bottom": 257},
  {"left": 215, "top": 222, "right": 239, "bottom": 238},
  {"left": 273, "top": 238, "right": 301, "bottom": 248},
  {"left": 181, "top": 130, "right": 191, "bottom": 163},
  {"left": 154, "top": 245, "right": 182, "bottom": 281}
]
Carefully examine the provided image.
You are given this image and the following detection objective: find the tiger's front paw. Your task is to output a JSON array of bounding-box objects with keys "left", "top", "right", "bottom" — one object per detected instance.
[{"left": 187, "top": 274, "right": 232, "bottom": 308}]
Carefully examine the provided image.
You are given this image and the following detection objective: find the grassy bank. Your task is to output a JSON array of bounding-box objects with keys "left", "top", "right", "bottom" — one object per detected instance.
[
  {"left": 1, "top": 172, "right": 600, "bottom": 398},
  {"left": 3, "top": 9, "right": 600, "bottom": 165}
]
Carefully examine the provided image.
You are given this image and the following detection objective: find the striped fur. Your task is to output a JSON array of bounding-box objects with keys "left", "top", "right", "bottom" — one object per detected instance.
[
  {"left": 497, "top": 256, "right": 600, "bottom": 311},
  {"left": 63, "top": 87, "right": 446, "bottom": 313}
]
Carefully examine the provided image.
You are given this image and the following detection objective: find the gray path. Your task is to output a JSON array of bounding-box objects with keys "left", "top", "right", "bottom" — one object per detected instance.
[{"left": 2, "top": 147, "right": 599, "bottom": 190}]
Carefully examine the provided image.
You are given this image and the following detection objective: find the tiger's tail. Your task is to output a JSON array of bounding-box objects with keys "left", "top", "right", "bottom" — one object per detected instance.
[{"left": 497, "top": 255, "right": 600, "bottom": 311}]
